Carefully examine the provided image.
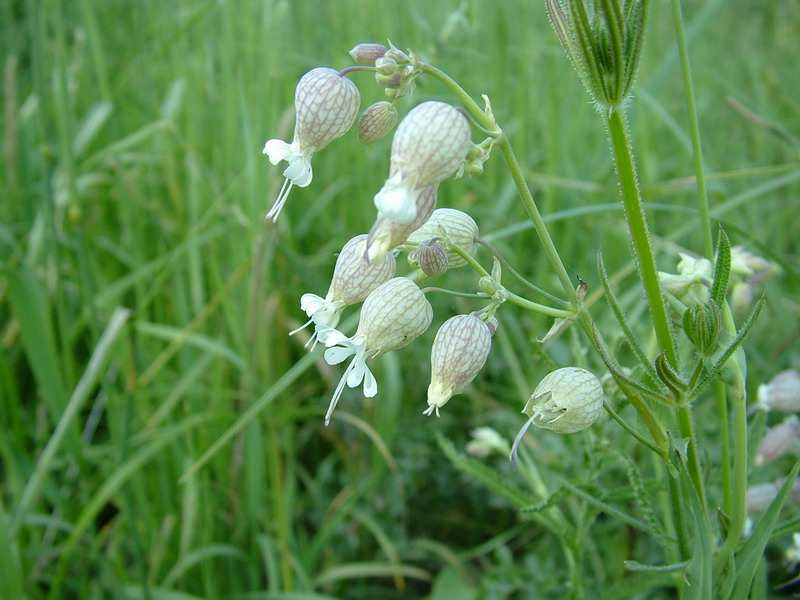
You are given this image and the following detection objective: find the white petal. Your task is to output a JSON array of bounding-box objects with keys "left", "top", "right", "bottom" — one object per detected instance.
[
  {"left": 300, "top": 293, "right": 326, "bottom": 316},
  {"left": 324, "top": 345, "right": 355, "bottom": 365},
  {"left": 263, "top": 139, "right": 291, "bottom": 165},
  {"left": 362, "top": 366, "right": 378, "bottom": 398},
  {"left": 320, "top": 328, "right": 349, "bottom": 347},
  {"left": 284, "top": 156, "right": 313, "bottom": 187},
  {"left": 374, "top": 179, "right": 418, "bottom": 224},
  {"left": 347, "top": 358, "right": 366, "bottom": 388}
]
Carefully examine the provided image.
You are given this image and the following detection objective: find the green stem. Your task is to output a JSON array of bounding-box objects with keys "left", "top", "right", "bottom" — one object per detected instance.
[
  {"left": 670, "top": 0, "right": 713, "bottom": 258},
  {"left": 716, "top": 379, "right": 733, "bottom": 517},
  {"left": 668, "top": 470, "right": 691, "bottom": 560}
]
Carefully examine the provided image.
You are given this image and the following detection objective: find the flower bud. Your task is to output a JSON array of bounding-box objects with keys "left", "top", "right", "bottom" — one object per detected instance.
[
  {"left": 366, "top": 185, "right": 437, "bottom": 262},
  {"left": 375, "top": 56, "right": 398, "bottom": 76},
  {"left": 374, "top": 102, "right": 472, "bottom": 224},
  {"left": 407, "top": 208, "right": 479, "bottom": 268},
  {"left": 410, "top": 239, "right": 449, "bottom": 277},
  {"left": 349, "top": 43, "right": 387, "bottom": 64},
  {"left": 755, "top": 415, "right": 800, "bottom": 466},
  {"left": 263, "top": 67, "right": 360, "bottom": 221},
  {"left": 425, "top": 314, "right": 493, "bottom": 416},
  {"left": 683, "top": 302, "right": 722, "bottom": 356},
  {"left": 321, "top": 277, "right": 432, "bottom": 425},
  {"left": 291, "top": 234, "right": 395, "bottom": 349},
  {"left": 384, "top": 46, "right": 409, "bottom": 63},
  {"left": 376, "top": 72, "right": 403, "bottom": 89},
  {"left": 358, "top": 101, "right": 398, "bottom": 144},
  {"left": 654, "top": 353, "right": 687, "bottom": 397},
  {"left": 757, "top": 370, "right": 800, "bottom": 412}
]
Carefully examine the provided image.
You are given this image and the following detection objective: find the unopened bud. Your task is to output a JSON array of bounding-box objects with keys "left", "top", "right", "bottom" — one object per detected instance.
[
  {"left": 411, "top": 239, "right": 449, "bottom": 276},
  {"left": 523, "top": 368, "right": 604, "bottom": 434},
  {"left": 654, "top": 353, "right": 686, "bottom": 397},
  {"left": 756, "top": 416, "right": 800, "bottom": 466},
  {"left": 358, "top": 101, "right": 398, "bottom": 144},
  {"left": 349, "top": 43, "right": 388, "bottom": 64},
  {"left": 757, "top": 370, "right": 800, "bottom": 413},
  {"left": 375, "top": 56, "right": 398, "bottom": 76},
  {"left": 683, "top": 302, "right": 721, "bottom": 356},
  {"left": 376, "top": 72, "right": 403, "bottom": 89},
  {"left": 407, "top": 208, "right": 479, "bottom": 268},
  {"left": 384, "top": 46, "right": 409, "bottom": 63},
  {"left": 425, "top": 314, "right": 493, "bottom": 416}
]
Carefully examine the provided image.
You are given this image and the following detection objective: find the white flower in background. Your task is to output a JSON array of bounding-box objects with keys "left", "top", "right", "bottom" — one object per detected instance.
[
  {"left": 466, "top": 427, "right": 510, "bottom": 458},
  {"left": 746, "top": 478, "right": 800, "bottom": 513},
  {"left": 757, "top": 370, "right": 800, "bottom": 413},
  {"left": 755, "top": 415, "right": 800, "bottom": 466},
  {"left": 511, "top": 367, "right": 604, "bottom": 463},
  {"left": 290, "top": 235, "right": 395, "bottom": 349},
  {"left": 407, "top": 208, "right": 479, "bottom": 269},
  {"left": 321, "top": 277, "right": 432, "bottom": 425},
  {"left": 366, "top": 185, "right": 437, "bottom": 262},
  {"left": 425, "top": 314, "right": 493, "bottom": 416},
  {"left": 263, "top": 67, "right": 360, "bottom": 221},
  {"left": 658, "top": 253, "right": 712, "bottom": 305},
  {"left": 786, "top": 533, "right": 800, "bottom": 568},
  {"left": 731, "top": 245, "right": 776, "bottom": 277},
  {"left": 374, "top": 101, "right": 471, "bottom": 224}
]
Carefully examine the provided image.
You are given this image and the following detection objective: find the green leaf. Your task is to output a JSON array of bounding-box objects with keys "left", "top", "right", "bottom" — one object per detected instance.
[
  {"left": 691, "top": 294, "right": 764, "bottom": 397},
  {"left": 599, "top": 0, "right": 625, "bottom": 100},
  {"left": 568, "top": 0, "right": 608, "bottom": 102},
  {"left": 624, "top": 560, "right": 688, "bottom": 573},
  {"left": 315, "top": 562, "right": 431, "bottom": 586},
  {"left": 623, "top": 0, "right": 649, "bottom": 96},
  {"left": 520, "top": 488, "right": 566, "bottom": 514},
  {"left": 681, "top": 458, "right": 713, "bottom": 600},
  {"left": 711, "top": 227, "right": 731, "bottom": 306},
  {"left": 731, "top": 461, "right": 800, "bottom": 599},
  {"left": 429, "top": 567, "right": 477, "bottom": 600}
]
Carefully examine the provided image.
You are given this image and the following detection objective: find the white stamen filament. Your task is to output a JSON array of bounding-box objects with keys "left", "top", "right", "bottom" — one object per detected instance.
[{"left": 266, "top": 178, "right": 294, "bottom": 222}]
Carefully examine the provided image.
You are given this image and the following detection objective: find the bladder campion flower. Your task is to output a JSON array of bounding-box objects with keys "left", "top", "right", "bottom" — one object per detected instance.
[
  {"left": 290, "top": 234, "right": 395, "bottom": 349},
  {"left": 263, "top": 67, "right": 360, "bottom": 221},
  {"left": 755, "top": 415, "right": 800, "bottom": 466},
  {"left": 757, "top": 370, "right": 800, "bottom": 413},
  {"left": 358, "top": 101, "right": 398, "bottom": 144},
  {"left": 407, "top": 208, "right": 479, "bottom": 269},
  {"left": 374, "top": 101, "right": 471, "bottom": 224},
  {"left": 366, "top": 185, "right": 437, "bottom": 262},
  {"left": 425, "top": 314, "right": 493, "bottom": 416},
  {"left": 658, "top": 253, "right": 712, "bottom": 305},
  {"left": 321, "top": 277, "right": 432, "bottom": 425},
  {"left": 511, "top": 367, "right": 604, "bottom": 462}
]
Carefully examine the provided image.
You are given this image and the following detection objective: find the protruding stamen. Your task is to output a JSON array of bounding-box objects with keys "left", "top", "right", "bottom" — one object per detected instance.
[
  {"left": 266, "top": 179, "right": 294, "bottom": 221},
  {"left": 510, "top": 413, "right": 538, "bottom": 465},
  {"left": 325, "top": 358, "right": 357, "bottom": 426}
]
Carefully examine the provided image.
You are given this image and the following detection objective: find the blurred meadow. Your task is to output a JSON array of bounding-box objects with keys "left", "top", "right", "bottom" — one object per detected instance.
[{"left": 2, "top": 0, "right": 800, "bottom": 598}]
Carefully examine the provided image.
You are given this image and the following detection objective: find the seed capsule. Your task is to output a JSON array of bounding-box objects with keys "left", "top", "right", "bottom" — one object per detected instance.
[
  {"left": 366, "top": 185, "right": 437, "bottom": 262},
  {"left": 511, "top": 367, "right": 604, "bottom": 462},
  {"left": 425, "top": 314, "right": 493, "bottom": 416},
  {"left": 358, "top": 101, "right": 398, "bottom": 144},
  {"left": 321, "top": 277, "right": 433, "bottom": 424},
  {"left": 407, "top": 208, "right": 479, "bottom": 268},
  {"left": 263, "top": 67, "right": 360, "bottom": 221},
  {"left": 291, "top": 235, "right": 395, "bottom": 349},
  {"left": 757, "top": 370, "right": 800, "bottom": 412},
  {"left": 410, "top": 239, "right": 449, "bottom": 277},
  {"left": 682, "top": 302, "right": 721, "bottom": 356},
  {"left": 374, "top": 102, "right": 471, "bottom": 224},
  {"left": 755, "top": 415, "right": 800, "bottom": 466}
]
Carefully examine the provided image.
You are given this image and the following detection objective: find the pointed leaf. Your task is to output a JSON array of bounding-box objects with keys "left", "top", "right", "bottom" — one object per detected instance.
[
  {"left": 711, "top": 227, "right": 732, "bottom": 306},
  {"left": 681, "top": 458, "right": 713, "bottom": 600},
  {"left": 568, "top": 0, "right": 608, "bottom": 102}
]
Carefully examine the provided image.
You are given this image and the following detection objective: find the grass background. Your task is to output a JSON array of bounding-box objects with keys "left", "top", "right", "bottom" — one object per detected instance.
[{"left": 1, "top": 0, "right": 799, "bottom": 598}]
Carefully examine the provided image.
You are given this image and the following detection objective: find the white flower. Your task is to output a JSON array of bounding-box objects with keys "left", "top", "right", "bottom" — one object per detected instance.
[
  {"left": 406, "top": 208, "right": 479, "bottom": 268},
  {"left": 290, "top": 235, "right": 395, "bottom": 349},
  {"left": 511, "top": 367, "right": 604, "bottom": 463},
  {"left": 373, "top": 101, "right": 471, "bottom": 224},
  {"left": 658, "top": 253, "right": 712, "bottom": 305},
  {"left": 366, "top": 185, "right": 437, "bottom": 262},
  {"left": 757, "top": 370, "right": 800, "bottom": 413},
  {"left": 731, "top": 246, "right": 776, "bottom": 277},
  {"left": 425, "top": 314, "right": 493, "bottom": 416},
  {"left": 466, "top": 427, "right": 510, "bottom": 458},
  {"left": 746, "top": 478, "right": 800, "bottom": 513},
  {"left": 755, "top": 415, "right": 800, "bottom": 466},
  {"left": 321, "top": 277, "right": 432, "bottom": 424},
  {"left": 263, "top": 67, "right": 360, "bottom": 221}
]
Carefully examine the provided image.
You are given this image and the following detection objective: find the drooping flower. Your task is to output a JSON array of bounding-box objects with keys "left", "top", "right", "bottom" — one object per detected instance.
[
  {"left": 321, "top": 277, "right": 432, "bottom": 425},
  {"left": 263, "top": 67, "right": 360, "bottom": 221},
  {"left": 373, "top": 101, "right": 471, "bottom": 224},
  {"left": 658, "top": 253, "right": 712, "bottom": 305},
  {"left": 290, "top": 234, "right": 395, "bottom": 349},
  {"left": 406, "top": 208, "right": 479, "bottom": 269},
  {"left": 425, "top": 314, "right": 493, "bottom": 416},
  {"left": 755, "top": 415, "right": 800, "bottom": 466},
  {"left": 366, "top": 185, "right": 437, "bottom": 262},
  {"left": 757, "top": 370, "right": 800, "bottom": 413},
  {"left": 511, "top": 367, "right": 604, "bottom": 462}
]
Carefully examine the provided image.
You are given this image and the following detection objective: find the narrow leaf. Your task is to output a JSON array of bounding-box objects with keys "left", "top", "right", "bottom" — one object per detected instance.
[
  {"left": 568, "top": 0, "right": 608, "bottom": 102},
  {"left": 624, "top": 560, "right": 689, "bottom": 573},
  {"left": 682, "top": 458, "right": 713, "bottom": 600},
  {"left": 711, "top": 227, "right": 732, "bottom": 306}
]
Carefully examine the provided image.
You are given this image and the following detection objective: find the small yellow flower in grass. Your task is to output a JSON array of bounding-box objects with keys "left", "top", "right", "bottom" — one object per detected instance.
[
  {"left": 407, "top": 208, "right": 479, "bottom": 269},
  {"left": 511, "top": 367, "right": 604, "bottom": 463},
  {"left": 291, "top": 234, "right": 395, "bottom": 349},
  {"left": 263, "top": 67, "right": 360, "bottom": 221},
  {"left": 425, "top": 314, "right": 493, "bottom": 416},
  {"left": 321, "top": 277, "right": 432, "bottom": 425},
  {"left": 366, "top": 185, "right": 437, "bottom": 262},
  {"left": 374, "top": 101, "right": 471, "bottom": 224}
]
